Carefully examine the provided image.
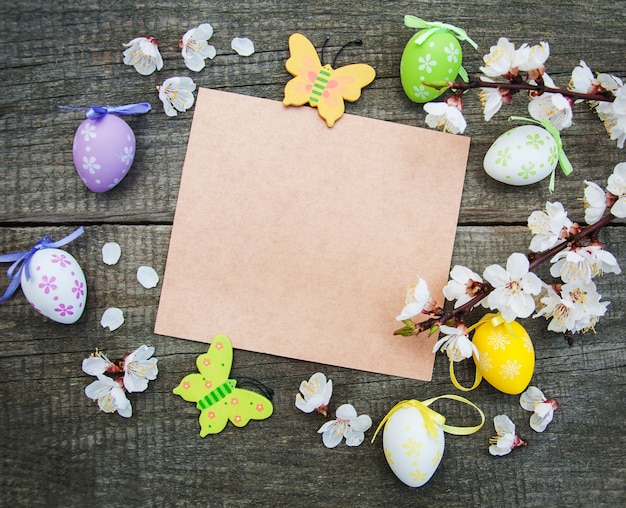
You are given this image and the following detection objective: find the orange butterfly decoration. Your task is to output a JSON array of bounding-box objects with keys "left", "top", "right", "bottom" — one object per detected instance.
[{"left": 283, "top": 33, "right": 376, "bottom": 127}]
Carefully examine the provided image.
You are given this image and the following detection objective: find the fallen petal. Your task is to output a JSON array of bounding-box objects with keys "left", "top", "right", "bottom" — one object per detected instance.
[
  {"left": 100, "top": 307, "right": 125, "bottom": 331},
  {"left": 137, "top": 266, "right": 159, "bottom": 288},
  {"left": 102, "top": 242, "right": 122, "bottom": 265},
  {"left": 231, "top": 37, "right": 255, "bottom": 56}
]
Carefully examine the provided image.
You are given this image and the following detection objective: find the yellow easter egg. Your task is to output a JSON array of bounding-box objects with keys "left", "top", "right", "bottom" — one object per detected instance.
[{"left": 472, "top": 320, "right": 534, "bottom": 394}]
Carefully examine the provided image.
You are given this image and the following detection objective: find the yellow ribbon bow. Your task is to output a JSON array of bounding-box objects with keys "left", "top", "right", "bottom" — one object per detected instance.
[
  {"left": 450, "top": 312, "right": 525, "bottom": 391},
  {"left": 372, "top": 394, "right": 485, "bottom": 443}
]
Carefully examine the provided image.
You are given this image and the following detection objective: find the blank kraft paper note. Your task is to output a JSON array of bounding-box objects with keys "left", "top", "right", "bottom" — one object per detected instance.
[{"left": 155, "top": 88, "right": 470, "bottom": 381}]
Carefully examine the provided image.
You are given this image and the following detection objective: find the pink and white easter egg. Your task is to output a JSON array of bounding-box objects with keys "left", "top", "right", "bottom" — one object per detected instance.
[
  {"left": 20, "top": 248, "right": 87, "bottom": 324},
  {"left": 72, "top": 114, "right": 136, "bottom": 192}
]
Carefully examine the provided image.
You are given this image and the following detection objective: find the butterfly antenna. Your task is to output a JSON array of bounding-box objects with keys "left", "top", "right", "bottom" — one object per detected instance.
[
  {"left": 237, "top": 376, "right": 275, "bottom": 401},
  {"left": 320, "top": 36, "right": 331, "bottom": 65},
  {"left": 332, "top": 39, "right": 363, "bottom": 68}
]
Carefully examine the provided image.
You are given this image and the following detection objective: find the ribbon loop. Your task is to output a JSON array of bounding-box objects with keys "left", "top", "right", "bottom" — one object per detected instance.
[
  {"left": 449, "top": 359, "right": 483, "bottom": 392},
  {"left": 59, "top": 102, "right": 151, "bottom": 119},
  {"left": 0, "top": 227, "right": 84, "bottom": 303},
  {"left": 372, "top": 394, "right": 484, "bottom": 443},
  {"left": 404, "top": 15, "right": 478, "bottom": 49}
]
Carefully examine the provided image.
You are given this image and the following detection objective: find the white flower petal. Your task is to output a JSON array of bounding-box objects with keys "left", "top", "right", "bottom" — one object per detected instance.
[
  {"left": 85, "top": 377, "right": 113, "bottom": 400},
  {"left": 193, "top": 23, "right": 214, "bottom": 41},
  {"left": 321, "top": 427, "right": 344, "bottom": 448},
  {"left": 494, "top": 414, "right": 515, "bottom": 435},
  {"left": 231, "top": 37, "right": 255, "bottom": 57},
  {"left": 82, "top": 356, "right": 109, "bottom": 376},
  {"left": 117, "top": 401, "right": 133, "bottom": 418},
  {"left": 100, "top": 307, "right": 125, "bottom": 331},
  {"left": 610, "top": 197, "right": 626, "bottom": 218},
  {"left": 520, "top": 386, "right": 545, "bottom": 410},
  {"left": 295, "top": 393, "right": 323, "bottom": 413},
  {"left": 137, "top": 266, "right": 159, "bottom": 288},
  {"left": 102, "top": 242, "right": 122, "bottom": 265},
  {"left": 506, "top": 253, "right": 530, "bottom": 279},
  {"left": 317, "top": 420, "right": 336, "bottom": 433},
  {"left": 344, "top": 428, "right": 365, "bottom": 446},
  {"left": 335, "top": 403, "right": 357, "bottom": 420},
  {"left": 350, "top": 414, "right": 373, "bottom": 433},
  {"left": 489, "top": 443, "right": 512, "bottom": 456}
]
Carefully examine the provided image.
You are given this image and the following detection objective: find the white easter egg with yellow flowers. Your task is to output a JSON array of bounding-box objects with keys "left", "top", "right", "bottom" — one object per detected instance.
[
  {"left": 382, "top": 405, "right": 444, "bottom": 487},
  {"left": 472, "top": 320, "right": 535, "bottom": 394}
]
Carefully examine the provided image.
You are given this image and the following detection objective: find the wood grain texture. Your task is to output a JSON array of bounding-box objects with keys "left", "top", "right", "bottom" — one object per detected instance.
[{"left": 1, "top": 1, "right": 625, "bottom": 506}]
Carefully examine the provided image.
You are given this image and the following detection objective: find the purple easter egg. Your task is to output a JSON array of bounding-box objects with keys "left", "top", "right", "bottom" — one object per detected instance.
[
  {"left": 20, "top": 248, "right": 87, "bottom": 324},
  {"left": 72, "top": 114, "right": 136, "bottom": 192}
]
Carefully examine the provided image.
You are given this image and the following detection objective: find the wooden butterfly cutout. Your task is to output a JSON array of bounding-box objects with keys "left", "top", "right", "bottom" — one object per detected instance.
[
  {"left": 283, "top": 33, "right": 376, "bottom": 127},
  {"left": 173, "top": 334, "right": 274, "bottom": 436}
]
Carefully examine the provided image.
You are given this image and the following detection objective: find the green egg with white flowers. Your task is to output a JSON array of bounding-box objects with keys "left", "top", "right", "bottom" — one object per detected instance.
[{"left": 400, "top": 30, "right": 462, "bottom": 103}]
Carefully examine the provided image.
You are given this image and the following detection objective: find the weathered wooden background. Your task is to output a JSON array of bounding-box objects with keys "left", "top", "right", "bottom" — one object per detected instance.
[{"left": 1, "top": 1, "right": 625, "bottom": 506}]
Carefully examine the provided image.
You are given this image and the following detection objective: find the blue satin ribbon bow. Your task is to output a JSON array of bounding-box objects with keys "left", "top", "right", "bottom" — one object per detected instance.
[
  {"left": 0, "top": 227, "right": 84, "bottom": 303},
  {"left": 58, "top": 102, "right": 151, "bottom": 119}
]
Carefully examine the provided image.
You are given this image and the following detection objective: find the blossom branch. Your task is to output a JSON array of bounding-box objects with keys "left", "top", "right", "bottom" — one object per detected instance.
[
  {"left": 395, "top": 211, "right": 617, "bottom": 337},
  {"left": 444, "top": 77, "right": 615, "bottom": 104}
]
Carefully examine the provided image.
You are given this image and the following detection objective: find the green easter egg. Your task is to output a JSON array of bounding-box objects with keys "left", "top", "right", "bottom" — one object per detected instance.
[{"left": 400, "top": 30, "right": 462, "bottom": 103}]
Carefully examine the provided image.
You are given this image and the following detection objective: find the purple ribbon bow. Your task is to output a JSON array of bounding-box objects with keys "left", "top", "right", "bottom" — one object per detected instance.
[
  {"left": 58, "top": 102, "right": 151, "bottom": 119},
  {"left": 0, "top": 226, "right": 84, "bottom": 304}
]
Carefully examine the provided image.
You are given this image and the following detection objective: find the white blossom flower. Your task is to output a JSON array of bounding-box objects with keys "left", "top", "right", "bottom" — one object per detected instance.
[
  {"left": 478, "top": 86, "right": 503, "bottom": 121},
  {"left": 572, "top": 64, "right": 624, "bottom": 137},
  {"left": 181, "top": 23, "right": 216, "bottom": 72},
  {"left": 123, "top": 36, "right": 163, "bottom": 76},
  {"left": 607, "top": 162, "right": 626, "bottom": 216},
  {"left": 317, "top": 404, "right": 372, "bottom": 448},
  {"left": 565, "top": 281, "right": 609, "bottom": 332},
  {"left": 123, "top": 345, "right": 158, "bottom": 393},
  {"left": 489, "top": 415, "right": 525, "bottom": 456},
  {"left": 513, "top": 41, "right": 549, "bottom": 74},
  {"left": 597, "top": 85, "right": 626, "bottom": 148},
  {"left": 483, "top": 253, "right": 543, "bottom": 322},
  {"left": 84, "top": 374, "right": 132, "bottom": 418},
  {"left": 528, "top": 74, "right": 573, "bottom": 130},
  {"left": 533, "top": 283, "right": 582, "bottom": 333},
  {"left": 550, "top": 248, "right": 593, "bottom": 283},
  {"left": 158, "top": 77, "right": 197, "bottom": 117},
  {"left": 558, "top": 247, "right": 610, "bottom": 283},
  {"left": 520, "top": 386, "right": 559, "bottom": 432},
  {"left": 583, "top": 180, "right": 607, "bottom": 224},
  {"left": 443, "top": 265, "right": 487, "bottom": 309},
  {"left": 423, "top": 102, "right": 466, "bottom": 134},
  {"left": 527, "top": 201, "right": 573, "bottom": 253},
  {"left": 480, "top": 37, "right": 516, "bottom": 78},
  {"left": 396, "top": 276, "right": 437, "bottom": 321},
  {"left": 432, "top": 324, "right": 479, "bottom": 362},
  {"left": 295, "top": 372, "right": 333, "bottom": 416},
  {"left": 584, "top": 243, "right": 622, "bottom": 277},
  {"left": 535, "top": 281, "right": 608, "bottom": 333},
  {"left": 597, "top": 73, "right": 624, "bottom": 93},
  {"left": 569, "top": 61, "right": 597, "bottom": 102}
]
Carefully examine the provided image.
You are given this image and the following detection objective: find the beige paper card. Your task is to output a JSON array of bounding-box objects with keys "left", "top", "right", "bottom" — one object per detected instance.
[{"left": 155, "top": 88, "right": 470, "bottom": 381}]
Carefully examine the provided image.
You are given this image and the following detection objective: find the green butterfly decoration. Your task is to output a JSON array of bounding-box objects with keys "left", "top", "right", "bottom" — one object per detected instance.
[{"left": 173, "top": 334, "right": 274, "bottom": 436}]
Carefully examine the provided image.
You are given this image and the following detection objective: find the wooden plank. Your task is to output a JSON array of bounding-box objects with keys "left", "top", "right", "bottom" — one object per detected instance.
[
  {"left": 0, "top": 225, "right": 624, "bottom": 506},
  {"left": 1, "top": 1, "right": 624, "bottom": 224}
]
